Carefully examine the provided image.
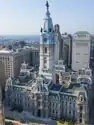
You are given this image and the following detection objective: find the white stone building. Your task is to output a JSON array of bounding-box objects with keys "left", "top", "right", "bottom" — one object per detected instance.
[
  {"left": 72, "top": 31, "right": 91, "bottom": 71},
  {"left": 4, "top": 1, "right": 92, "bottom": 124}
]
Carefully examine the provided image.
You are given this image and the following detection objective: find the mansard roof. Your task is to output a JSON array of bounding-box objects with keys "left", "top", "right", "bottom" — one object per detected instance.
[{"left": 60, "top": 83, "right": 82, "bottom": 94}]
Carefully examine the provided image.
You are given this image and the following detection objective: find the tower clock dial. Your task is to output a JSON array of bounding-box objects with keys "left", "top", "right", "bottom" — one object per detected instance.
[{"left": 43, "top": 37, "right": 47, "bottom": 42}]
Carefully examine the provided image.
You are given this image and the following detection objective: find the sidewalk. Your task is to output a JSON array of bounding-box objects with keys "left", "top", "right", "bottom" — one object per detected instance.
[{"left": 5, "top": 119, "right": 49, "bottom": 125}]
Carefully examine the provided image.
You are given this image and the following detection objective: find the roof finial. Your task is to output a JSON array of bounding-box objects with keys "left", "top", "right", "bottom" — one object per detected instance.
[{"left": 45, "top": 1, "right": 49, "bottom": 11}]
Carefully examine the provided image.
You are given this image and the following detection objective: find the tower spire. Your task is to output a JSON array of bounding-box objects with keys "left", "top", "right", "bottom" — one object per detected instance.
[{"left": 45, "top": 1, "right": 49, "bottom": 11}]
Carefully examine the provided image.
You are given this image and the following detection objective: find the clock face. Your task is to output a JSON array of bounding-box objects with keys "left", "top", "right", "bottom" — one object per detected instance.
[{"left": 43, "top": 37, "right": 47, "bottom": 42}]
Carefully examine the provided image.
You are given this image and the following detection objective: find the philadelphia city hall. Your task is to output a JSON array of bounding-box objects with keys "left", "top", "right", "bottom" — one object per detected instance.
[{"left": 5, "top": 1, "right": 92, "bottom": 124}]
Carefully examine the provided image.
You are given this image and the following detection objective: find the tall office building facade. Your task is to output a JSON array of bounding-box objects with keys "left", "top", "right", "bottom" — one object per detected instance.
[
  {"left": 72, "top": 31, "right": 91, "bottom": 71},
  {"left": 0, "top": 61, "right": 5, "bottom": 99},
  {"left": 30, "top": 47, "right": 39, "bottom": 67},
  {"left": 61, "top": 33, "right": 72, "bottom": 67},
  {"left": 0, "top": 48, "right": 31, "bottom": 79}
]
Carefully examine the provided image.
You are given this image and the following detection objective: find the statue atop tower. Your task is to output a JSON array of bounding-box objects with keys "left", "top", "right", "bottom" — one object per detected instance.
[
  {"left": 45, "top": 1, "right": 49, "bottom": 11},
  {"left": 42, "top": 0, "right": 53, "bottom": 33}
]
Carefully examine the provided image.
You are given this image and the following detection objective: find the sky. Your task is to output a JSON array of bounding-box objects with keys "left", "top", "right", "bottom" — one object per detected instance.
[{"left": 0, "top": 0, "right": 94, "bottom": 35}]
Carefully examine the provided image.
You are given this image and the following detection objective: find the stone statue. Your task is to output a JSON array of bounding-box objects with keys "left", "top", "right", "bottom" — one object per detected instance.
[{"left": 45, "top": 1, "right": 49, "bottom": 10}]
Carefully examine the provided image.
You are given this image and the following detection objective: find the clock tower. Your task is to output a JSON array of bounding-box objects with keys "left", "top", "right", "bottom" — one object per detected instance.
[{"left": 39, "top": 1, "right": 56, "bottom": 79}]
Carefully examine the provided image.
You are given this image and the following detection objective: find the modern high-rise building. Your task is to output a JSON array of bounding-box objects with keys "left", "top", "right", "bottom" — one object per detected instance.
[
  {"left": 0, "top": 61, "right": 5, "bottom": 99},
  {"left": 30, "top": 47, "right": 39, "bottom": 67},
  {"left": 72, "top": 31, "right": 91, "bottom": 71},
  {"left": 61, "top": 33, "right": 72, "bottom": 67}
]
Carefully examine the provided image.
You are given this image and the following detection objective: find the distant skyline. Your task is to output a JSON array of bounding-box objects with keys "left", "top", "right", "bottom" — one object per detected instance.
[{"left": 0, "top": 0, "right": 94, "bottom": 35}]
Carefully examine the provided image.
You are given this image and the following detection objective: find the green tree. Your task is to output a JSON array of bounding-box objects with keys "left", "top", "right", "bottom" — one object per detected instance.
[
  {"left": 68, "top": 121, "right": 73, "bottom": 125},
  {"left": 59, "top": 120, "right": 65, "bottom": 124},
  {"left": 5, "top": 121, "right": 13, "bottom": 125}
]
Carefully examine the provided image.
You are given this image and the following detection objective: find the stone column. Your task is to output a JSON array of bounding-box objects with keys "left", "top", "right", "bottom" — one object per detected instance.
[
  {"left": 45, "top": 105, "right": 48, "bottom": 118},
  {"left": 34, "top": 94, "right": 37, "bottom": 116},
  {"left": 76, "top": 105, "right": 80, "bottom": 123},
  {"left": 34, "top": 105, "right": 37, "bottom": 116},
  {"left": 82, "top": 104, "right": 88, "bottom": 124},
  {"left": 59, "top": 72, "right": 62, "bottom": 85},
  {"left": 40, "top": 108, "right": 43, "bottom": 118}
]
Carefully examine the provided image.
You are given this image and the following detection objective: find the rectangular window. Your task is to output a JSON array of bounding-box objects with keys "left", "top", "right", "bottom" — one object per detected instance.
[
  {"left": 80, "top": 119, "right": 82, "bottom": 123},
  {"left": 69, "top": 111, "right": 71, "bottom": 114},
  {"left": 76, "top": 61, "right": 79, "bottom": 63},
  {"left": 44, "top": 64, "right": 47, "bottom": 69},
  {"left": 84, "top": 62, "right": 88, "bottom": 64},
  {"left": 80, "top": 113, "right": 82, "bottom": 117},
  {"left": 44, "top": 57, "right": 47, "bottom": 66},
  {"left": 76, "top": 53, "right": 80, "bottom": 55},
  {"left": 44, "top": 47, "right": 47, "bottom": 53},
  {"left": 8, "top": 57, "right": 9, "bottom": 61},
  {"left": 84, "top": 53, "right": 88, "bottom": 55},
  {"left": 73, "top": 110, "right": 75, "bottom": 116},
  {"left": 44, "top": 59, "right": 47, "bottom": 63}
]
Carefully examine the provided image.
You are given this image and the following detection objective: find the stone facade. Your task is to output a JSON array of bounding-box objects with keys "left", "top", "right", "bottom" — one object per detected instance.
[
  {"left": 5, "top": 72, "right": 90, "bottom": 124},
  {"left": 4, "top": 1, "right": 91, "bottom": 125}
]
